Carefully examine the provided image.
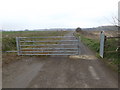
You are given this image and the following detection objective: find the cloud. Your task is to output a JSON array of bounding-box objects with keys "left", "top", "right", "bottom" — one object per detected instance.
[{"left": 0, "top": 0, "right": 119, "bottom": 30}]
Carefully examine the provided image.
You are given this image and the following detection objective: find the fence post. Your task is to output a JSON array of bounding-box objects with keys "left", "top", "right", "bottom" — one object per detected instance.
[
  {"left": 99, "top": 31, "right": 105, "bottom": 58},
  {"left": 16, "top": 37, "right": 20, "bottom": 55},
  {"left": 78, "top": 36, "right": 81, "bottom": 55}
]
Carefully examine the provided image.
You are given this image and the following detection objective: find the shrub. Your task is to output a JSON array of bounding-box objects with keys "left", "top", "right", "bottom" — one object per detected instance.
[
  {"left": 2, "top": 38, "right": 16, "bottom": 51},
  {"left": 75, "top": 27, "right": 82, "bottom": 33}
]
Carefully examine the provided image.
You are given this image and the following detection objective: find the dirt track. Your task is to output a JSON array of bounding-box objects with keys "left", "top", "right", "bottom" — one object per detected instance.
[{"left": 2, "top": 31, "right": 118, "bottom": 88}]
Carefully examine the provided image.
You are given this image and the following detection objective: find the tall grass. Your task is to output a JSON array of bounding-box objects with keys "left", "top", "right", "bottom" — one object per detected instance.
[{"left": 104, "top": 38, "right": 120, "bottom": 65}]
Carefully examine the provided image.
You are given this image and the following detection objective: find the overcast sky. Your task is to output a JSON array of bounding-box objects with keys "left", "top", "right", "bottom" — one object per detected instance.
[{"left": 0, "top": 0, "right": 119, "bottom": 30}]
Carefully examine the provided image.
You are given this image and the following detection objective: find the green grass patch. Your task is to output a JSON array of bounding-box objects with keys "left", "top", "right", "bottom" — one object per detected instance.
[
  {"left": 80, "top": 35, "right": 100, "bottom": 53},
  {"left": 104, "top": 38, "right": 120, "bottom": 65},
  {"left": 2, "top": 37, "right": 16, "bottom": 51}
]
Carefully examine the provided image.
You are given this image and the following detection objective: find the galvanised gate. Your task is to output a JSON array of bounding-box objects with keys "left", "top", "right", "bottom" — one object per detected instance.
[{"left": 16, "top": 36, "right": 80, "bottom": 55}]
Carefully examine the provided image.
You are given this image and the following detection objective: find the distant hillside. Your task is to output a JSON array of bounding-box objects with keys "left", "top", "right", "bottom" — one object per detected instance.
[
  {"left": 32, "top": 28, "right": 75, "bottom": 31},
  {"left": 2, "top": 25, "right": 118, "bottom": 31},
  {"left": 82, "top": 26, "right": 118, "bottom": 31}
]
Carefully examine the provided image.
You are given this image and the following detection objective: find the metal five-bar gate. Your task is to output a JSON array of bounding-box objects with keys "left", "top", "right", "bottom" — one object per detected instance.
[{"left": 16, "top": 36, "right": 80, "bottom": 55}]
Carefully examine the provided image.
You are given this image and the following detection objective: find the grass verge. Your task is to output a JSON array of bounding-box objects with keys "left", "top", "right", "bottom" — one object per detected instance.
[{"left": 76, "top": 32, "right": 119, "bottom": 72}]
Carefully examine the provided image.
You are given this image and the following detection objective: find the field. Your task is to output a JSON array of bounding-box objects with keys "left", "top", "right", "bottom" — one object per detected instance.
[
  {"left": 2, "top": 30, "right": 69, "bottom": 51},
  {"left": 2, "top": 30, "right": 118, "bottom": 88},
  {"left": 75, "top": 30, "right": 119, "bottom": 71},
  {"left": 2, "top": 30, "right": 70, "bottom": 64},
  {"left": 2, "top": 30, "right": 119, "bottom": 69}
]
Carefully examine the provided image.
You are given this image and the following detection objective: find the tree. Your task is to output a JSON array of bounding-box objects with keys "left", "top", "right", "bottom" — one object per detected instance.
[
  {"left": 75, "top": 27, "right": 82, "bottom": 32},
  {"left": 25, "top": 29, "right": 29, "bottom": 31}
]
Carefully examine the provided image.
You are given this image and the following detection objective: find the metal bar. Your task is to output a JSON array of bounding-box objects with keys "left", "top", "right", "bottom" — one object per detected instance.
[
  {"left": 18, "top": 36, "right": 75, "bottom": 38},
  {"left": 16, "top": 37, "right": 20, "bottom": 55},
  {"left": 21, "top": 48, "right": 78, "bottom": 50},
  {"left": 78, "top": 36, "right": 81, "bottom": 55},
  {"left": 6, "top": 51, "right": 17, "bottom": 53},
  {"left": 104, "top": 44, "right": 118, "bottom": 47},
  {"left": 21, "top": 51, "right": 78, "bottom": 53},
  {"left": 104, "top": 51, "right": 118, "bottom": 53},
  {"left": 106, "top": 37, "right": 120, "bottom": 39},
  {"left": 17, "top": 36, "right": 79, "bottom": 56},
  {"left": 20, "top": 40, "right": 78, "bottom": 42},
  {"left": 19, "top": 54, "right": 78, "bottom": 55},
  {"left": 20, "top": 44, "right": 78, "bottom": 46}
]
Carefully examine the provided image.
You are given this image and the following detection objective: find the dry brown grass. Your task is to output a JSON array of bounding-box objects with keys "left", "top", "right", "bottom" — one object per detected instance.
[{"left": 79, "top": 30, "right": 118, "bottom": 40}]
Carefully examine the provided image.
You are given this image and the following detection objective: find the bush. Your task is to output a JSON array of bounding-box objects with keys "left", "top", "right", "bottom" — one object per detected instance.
[
  {"left": 2, "top": 38, "right": 16, "bottom": 51},
  {"left": 75, "top": 27, "right": 82, "bottom": 33}
]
